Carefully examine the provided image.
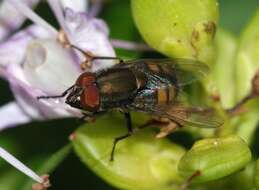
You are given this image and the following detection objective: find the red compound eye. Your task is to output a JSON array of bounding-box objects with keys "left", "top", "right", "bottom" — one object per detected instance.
[
  {"left": 76, "top": 72, "right": 96, "bottom": 87},
  {"left": 80, "top": 85, "right": 100, "bottom": 112}
]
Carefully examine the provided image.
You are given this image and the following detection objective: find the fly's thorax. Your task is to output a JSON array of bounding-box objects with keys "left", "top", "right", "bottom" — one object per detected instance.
[{"left": 96, "top": 68, "right": 141, "bottom": 109}]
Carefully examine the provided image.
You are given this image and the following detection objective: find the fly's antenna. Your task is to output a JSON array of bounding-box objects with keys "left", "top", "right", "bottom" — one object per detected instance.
[{"left": 37, "top": 85, "right": 74, "bottom": 100}]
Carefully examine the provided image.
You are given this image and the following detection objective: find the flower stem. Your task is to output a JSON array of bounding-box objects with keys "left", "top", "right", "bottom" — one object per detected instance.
[
  {"left": 46, "top": 0, "right": 67, "bottom": 33},
  {"left": 89, "top": 0, "right": 103, "bottom": 18},
  {"left": 7, "top": 0, "right": 58, "bottom": 35}
]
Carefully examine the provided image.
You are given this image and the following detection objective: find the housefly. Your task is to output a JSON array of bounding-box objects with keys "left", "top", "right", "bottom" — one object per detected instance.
[{"left": 38, "top": 48, "right": 223, "bottom": 161}]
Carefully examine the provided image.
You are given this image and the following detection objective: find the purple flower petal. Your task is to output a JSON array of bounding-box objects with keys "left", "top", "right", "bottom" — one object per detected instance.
[
  {"left": 0, "top": 0, "right": 40, "bottom": 41},
  {"left": 111, "top": 39, "right": 153, "bottom": 51},
  {"left": 8, "top": 0, "right": 58, "bottom": 35},
  {"left": 0, "top": 0, "right": 116, "bottom": 128},
  {"left": 88, "top": 0, "right": 103, "bottom": 18},
  {"left": 46, "top": 0, "right": 88, "bottom": 37},
  {"left": 0, "top": 25, "right": 52, "bottom": 69},
  {"left": 4, "top": 40, "right": 83, "bottom": 120},
  {"left": 64, "top": 8, "right": 116, "bottom": 71},
  {"left": 0, "top": 102, "right": 31, "bottom": 130}
]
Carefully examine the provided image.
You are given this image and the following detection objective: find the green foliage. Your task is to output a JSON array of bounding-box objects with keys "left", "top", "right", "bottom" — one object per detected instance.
[
  {"left": 178, "top": 135, "right": 251, "bottom": 183},
  {"left": 72, "top": 114, "right": 185, "bottom": 190},
  {"left": 131, "top": 0, "right": 218, "bottom": 62}
]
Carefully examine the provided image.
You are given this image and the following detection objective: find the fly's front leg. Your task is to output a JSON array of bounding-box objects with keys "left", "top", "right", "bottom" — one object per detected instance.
[
  {"left": 80, "top": 113, "right": 96, "bottom": 122},
  {"left": 110, "top": 112, "right": 133, "bottom": 161}
]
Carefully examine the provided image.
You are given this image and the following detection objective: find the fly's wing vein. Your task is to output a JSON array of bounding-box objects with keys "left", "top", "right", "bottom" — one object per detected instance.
[{"left": 123, "top": 58, "right": 209, "bottom": 86}]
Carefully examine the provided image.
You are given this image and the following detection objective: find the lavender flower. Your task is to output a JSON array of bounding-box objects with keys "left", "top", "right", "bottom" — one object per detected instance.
[
  {"left": 0, "top": 0, "right": 115, "bottom": 130},
  {"left": 0, "top": 0, "right": 116, "bottom": 186},
  {"left": 0, "top": 1, "right": 151, "bottom": 186}
]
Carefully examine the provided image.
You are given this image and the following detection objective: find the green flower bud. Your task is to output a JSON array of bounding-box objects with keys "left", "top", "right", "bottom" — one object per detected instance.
[
  {"left": 131, "top": 0, "right": 219, "bottom": 62},
  {"left": 236, "top": 99, "right": 259, "bottom": 144},
  {"left": 178, "top": 135, "right": 251, "bottom": 183},
  {"left": 205, "top": 29, "right": 238, "bottom": 109},
  {"left": 255, "top": 159, "right": 259, "bottom": 190},
  {"left": 236, "top": 9, "right": 259, "bottom": 101},
  {"left": 72, "top": 114, "right": 186, "bottom": 190}
]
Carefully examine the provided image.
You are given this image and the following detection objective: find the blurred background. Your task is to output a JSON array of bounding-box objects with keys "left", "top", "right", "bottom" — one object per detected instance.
[{"left": 0, "top": 0, "right": 259, "bottom": 189}]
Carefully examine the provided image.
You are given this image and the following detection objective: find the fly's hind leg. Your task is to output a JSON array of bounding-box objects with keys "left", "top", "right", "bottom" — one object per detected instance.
[
  {"left": 110, "top": 112, "right": 133, "bottom": 161},
  {"left": 139, "top": 117, "right": 181, "bottom": 138}
]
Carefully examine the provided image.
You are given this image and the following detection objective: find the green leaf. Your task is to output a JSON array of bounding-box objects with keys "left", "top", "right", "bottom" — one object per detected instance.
[
  {"left": 178, "top": 135, "right": 251, "bottom": 183},
  {"left": 72, "top": 113, "right": 186, "bottom": 190},
  {"left": 236, "top": 99, "right": 259, "bottom": 144},
  {"left": 255, "top": 159, "right": 259, "bottom": 190},
  {"left": 0, "top": 168, "right": 27, "bottom": 190}
]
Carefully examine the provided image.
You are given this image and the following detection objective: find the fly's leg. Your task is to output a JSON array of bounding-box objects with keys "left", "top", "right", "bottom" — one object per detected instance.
[
  {"left": 80, "top": 113, "right": 96, "bottom": 122},
  {"left": 70, "top": 44, "right": 124, "bottom": 70},
  {"left": 57, "top": 30, "right": 123, "bottom": 70},
  {"left": 37, "top": 86, "right": 74, "bottom": 100},
  {"left": 110, "top": 112, "right": 133, "bottom": 161},
  {"left": 139, "top": 117, "right": 181, "bottom": 138}
]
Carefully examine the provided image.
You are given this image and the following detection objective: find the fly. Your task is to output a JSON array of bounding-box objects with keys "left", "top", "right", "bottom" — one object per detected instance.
[{"left": 37, "top": 46, "right": 223, "bottom": 161}]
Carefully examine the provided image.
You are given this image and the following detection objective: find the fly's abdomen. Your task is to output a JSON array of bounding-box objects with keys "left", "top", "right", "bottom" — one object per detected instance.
[
  {"left": 157, "top": 85, "right": 177, "bottom": 104},
  {"left": 132, "top": 84, "right": 178, "bottom": 110}
]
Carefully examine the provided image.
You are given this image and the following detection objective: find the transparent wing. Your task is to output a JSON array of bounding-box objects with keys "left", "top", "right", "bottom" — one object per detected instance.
[
  {"left": 134, "top": 103, "right": 223, "bottom": 128},
  {"left": 122, "top": 58, "right": 209, "bottom": 86}
]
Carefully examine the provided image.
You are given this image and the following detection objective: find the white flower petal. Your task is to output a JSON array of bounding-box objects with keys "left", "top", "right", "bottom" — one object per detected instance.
[
  {"left": 7, "top": 64, "right": 82, "bottom": 120},
  {"left": 0, "top": 102, "right": 31, "bottom": 131},
  {"left": 24, "top": 39, "right": 81, "bottom": 94},
  {"left": 0, "top": 0, "right": 40, "bottom": 41},
  {"left": 5, "top": 51, "right": 82, "bottom": 121},
  {"left": 61, "top": 0, "right": 88, "bottom": 12}
]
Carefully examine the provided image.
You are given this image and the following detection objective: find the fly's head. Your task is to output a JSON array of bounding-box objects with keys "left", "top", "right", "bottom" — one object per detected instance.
[{"left": 66, "top": 72, "right": 100, "bottom": 112}]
